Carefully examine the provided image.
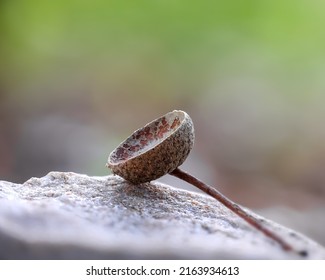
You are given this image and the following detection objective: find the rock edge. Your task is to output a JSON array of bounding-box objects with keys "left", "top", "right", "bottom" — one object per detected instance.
[{"left": 0, "top": 172, "right": 324, "bottom": 259}]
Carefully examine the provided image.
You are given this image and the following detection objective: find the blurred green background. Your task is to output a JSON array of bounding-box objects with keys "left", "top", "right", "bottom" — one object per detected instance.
[{"left": 1, "top": 0, "right": 325, "bottom": 244}]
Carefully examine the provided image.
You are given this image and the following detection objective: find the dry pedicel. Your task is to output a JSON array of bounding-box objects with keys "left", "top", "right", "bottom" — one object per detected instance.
[{"left": 107, "top": 110, "right": 307, "bottom": 256}]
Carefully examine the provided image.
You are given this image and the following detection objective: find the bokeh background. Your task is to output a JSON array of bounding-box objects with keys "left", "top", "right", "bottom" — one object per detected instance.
[{"left": 1, "top": 1, "right": 325, "bottom": 245}]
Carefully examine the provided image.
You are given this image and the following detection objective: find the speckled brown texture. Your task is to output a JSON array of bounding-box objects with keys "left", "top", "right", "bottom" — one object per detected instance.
[{"left": 107, "top": 110, "right": 194, "bottom": 184}]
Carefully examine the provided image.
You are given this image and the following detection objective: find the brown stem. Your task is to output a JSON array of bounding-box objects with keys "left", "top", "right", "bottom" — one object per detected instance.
[{"left": 170, "top": 167, "right": 305, "bottom": 255}]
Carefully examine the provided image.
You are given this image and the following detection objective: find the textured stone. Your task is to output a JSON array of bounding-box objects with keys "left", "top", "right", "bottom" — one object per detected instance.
[{"left": 0, "top": 172, "right": 324, "bottom": 259}]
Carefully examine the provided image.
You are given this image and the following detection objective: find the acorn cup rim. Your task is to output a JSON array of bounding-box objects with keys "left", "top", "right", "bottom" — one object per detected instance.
[{"left": 107, "top": 110, "right": 191, "bottom": 168}]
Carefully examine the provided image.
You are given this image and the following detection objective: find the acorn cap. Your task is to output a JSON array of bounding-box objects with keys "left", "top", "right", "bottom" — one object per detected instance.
[{"left": 107, "top": 110, "right": 195, "bottom": 184}]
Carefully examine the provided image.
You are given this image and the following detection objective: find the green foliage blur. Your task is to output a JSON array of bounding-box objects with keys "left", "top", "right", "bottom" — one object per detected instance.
[{"left": 2, "top": 0, "right": 325, "bottom": 102}]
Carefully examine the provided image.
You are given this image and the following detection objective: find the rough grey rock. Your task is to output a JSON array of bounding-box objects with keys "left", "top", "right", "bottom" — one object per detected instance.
[{"left": 0, "top": 172, "right": 324, "bottom": 259}]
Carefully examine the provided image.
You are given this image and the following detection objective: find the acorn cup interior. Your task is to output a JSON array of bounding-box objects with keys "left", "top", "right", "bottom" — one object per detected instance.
[{"left": 107, "top": 110, "right": 194, "bottom": 184}]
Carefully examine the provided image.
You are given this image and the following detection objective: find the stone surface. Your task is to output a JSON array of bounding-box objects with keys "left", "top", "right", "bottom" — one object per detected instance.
[{"left": 0, "top": 172, "right": 324, "bottom": 259}]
